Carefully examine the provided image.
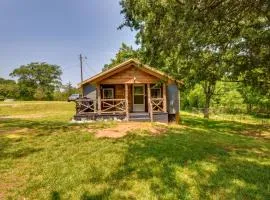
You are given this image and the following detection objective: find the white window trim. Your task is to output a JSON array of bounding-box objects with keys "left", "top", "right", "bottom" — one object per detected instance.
[{"left": 102, "top": 88, "right": 114, "bottom": 99}]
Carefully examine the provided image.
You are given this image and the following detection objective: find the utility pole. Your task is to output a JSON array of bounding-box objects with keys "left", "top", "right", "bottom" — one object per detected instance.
[
  {"left": 79, "top": 54, "right": 87, "bottom": 96},
  {"left": 79, "top": 54, "right": 83, "bottom": 82}
]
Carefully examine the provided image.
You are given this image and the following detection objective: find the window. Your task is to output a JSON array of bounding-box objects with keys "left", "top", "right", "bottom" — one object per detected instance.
[
  {"left": 134, "top": 86, "right": 144, "bottom": 95},
  {"left": 151, "top": 88, "right": 161, "bottom": 98},
  {"left": 103, "top": 88, "right": 114, "bottom": 99},
  {"left": 133, "top": 85, "right": 145, "bottom": 105}
]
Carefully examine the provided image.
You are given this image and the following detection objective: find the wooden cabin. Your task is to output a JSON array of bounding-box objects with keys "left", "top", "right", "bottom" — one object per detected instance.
[{"left": 75, "top": 59, "right": 180, "bottom": 123}]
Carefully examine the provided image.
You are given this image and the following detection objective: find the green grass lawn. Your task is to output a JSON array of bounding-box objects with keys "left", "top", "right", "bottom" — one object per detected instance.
[{"left": 0, "top": 101, "right": 269, "bottom": 199}]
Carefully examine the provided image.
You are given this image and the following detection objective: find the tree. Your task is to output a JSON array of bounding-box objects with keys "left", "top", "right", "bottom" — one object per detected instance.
[
  {"left": 53, "top": 82, "right": 79, "bottom": 101},
  {"left": 10, "top": 62, "right": 62, "bottom": 100},
  {"left": 64, "top": 82, "right": 76, "bottom": 97},
  {"left": 103, "top": 43, "right": 140, "bottom": 71},
  {"left": 119, "top": 0, "right": 269, "bottom": 118},
  {"left": 0, "top": 78, "right": 19, "bottom": 100},
  {"left": 238, "top": 84, "right": 270, "bottom": 114}
]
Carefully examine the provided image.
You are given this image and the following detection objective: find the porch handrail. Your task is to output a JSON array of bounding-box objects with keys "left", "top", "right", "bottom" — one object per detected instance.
[
  {"left": 101, "top": 98, "right": 126, "bottom": 113},
  {"left": 101, "top": 98, "right": 125, "bottom": 101},
  {"left": 151, "top": 97, "right": 164, "bottom": 112},
  {"left": 75, "top": 99, "right": 97, "bottom": 114}
]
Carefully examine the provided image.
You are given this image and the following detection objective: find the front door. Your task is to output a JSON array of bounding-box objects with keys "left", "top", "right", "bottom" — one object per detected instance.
[{"left": 133, "top": 85, "right": 145, "bottom": 112}]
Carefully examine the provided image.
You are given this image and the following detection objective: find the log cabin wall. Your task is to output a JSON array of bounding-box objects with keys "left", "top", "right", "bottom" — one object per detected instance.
[
  {"left": 115, "top": 84, "right": 125, "bottom": 99},
  {"left": 99, "top": 65, "right": 161, "bottom": 113},
  {"left": 128, "top": 84, "right": 132, "bottom": 112}
]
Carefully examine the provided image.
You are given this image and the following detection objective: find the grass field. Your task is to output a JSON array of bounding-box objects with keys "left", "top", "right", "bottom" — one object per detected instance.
[{"left": 0, "top": 101, "right": 269, "bottom": 199}]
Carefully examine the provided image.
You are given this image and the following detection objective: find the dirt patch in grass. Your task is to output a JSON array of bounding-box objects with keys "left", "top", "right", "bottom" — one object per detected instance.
[
  {"left": 0, "top": 114, "right": 46, "bottom": 119},
  {"left": 95, "top": 122, "right": 168, "bottom": 138},
  {"left": 241, "top": 128, "right": 270, "bottom": 139},
  {"left": 0, "top": 128, "right": 30, "bottom": 135}
]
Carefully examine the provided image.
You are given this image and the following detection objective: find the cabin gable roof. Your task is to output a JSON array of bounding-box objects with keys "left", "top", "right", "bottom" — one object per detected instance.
[{"left": 78, "top": 59, "right": 179, "bottom": 87}]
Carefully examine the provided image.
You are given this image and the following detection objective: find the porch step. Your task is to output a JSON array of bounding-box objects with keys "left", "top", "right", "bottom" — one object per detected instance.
[{"left": 129, "top": 112, "right": 150, "bottom": 122}]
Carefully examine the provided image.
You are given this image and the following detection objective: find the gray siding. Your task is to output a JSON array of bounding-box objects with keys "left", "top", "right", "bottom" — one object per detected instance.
[
  {"left": 83, "top": 84, "right": 96, "bottom": 99},
  {"left": 153, "top": 113, "right": 169, "bottom": 123},
  {"left": 167, "top": 84, "right": 179, "bottom": 114}
]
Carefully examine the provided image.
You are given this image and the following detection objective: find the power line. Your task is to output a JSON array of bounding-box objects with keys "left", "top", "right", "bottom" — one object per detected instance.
[{"left": 85, "top": 59, "right": 98, "bottom": 74}]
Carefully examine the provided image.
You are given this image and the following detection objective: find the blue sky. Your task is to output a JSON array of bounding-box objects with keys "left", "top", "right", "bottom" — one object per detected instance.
[{"left": 0, "top": 0, "right": 137, "bottom": 86}]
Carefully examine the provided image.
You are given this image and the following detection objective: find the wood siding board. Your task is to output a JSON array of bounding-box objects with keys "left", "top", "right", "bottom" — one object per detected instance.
[
  {"left": 128, "top": 85, "right": 132, "bottom": 112},
  {"left": 115, "top": 84, "right": 125, "bottom": 99},
  {"left": 99, "top": 66, "right": 159, "bottom": 85},
  {"left": 79, "top": 59, "right": 182, "bottom": 88},
  {"left": 92, "top": 64, "right": 131, "bottom": 84}
]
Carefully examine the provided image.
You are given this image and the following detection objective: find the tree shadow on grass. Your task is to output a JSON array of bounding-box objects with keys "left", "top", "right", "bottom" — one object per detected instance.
[
  {"left": 205, "top": 159, "right": 270, "bottom": 199},
  {"left": 0, "top": 118, "right": 78, "bottom": 161},
  {"left": 0, "top": 118, "right": 113, "bottom": 137},
  {"left": 181, "top": 115, "right": 270, "bottom": 139},
  {"left": 80, "top": 189, "right": 112, "bottom": 200},
  {"left": 0, "top": 118, "right": 78, "bottom": 133},
  {"left": 0, "top": 136, "right": 43, "bottom": 160},
  {"left": 106, "top": 124, "right": 270, "bottom": 199},
  {"left": 51, "top": 191, "right": 61, "bottom": 200}
]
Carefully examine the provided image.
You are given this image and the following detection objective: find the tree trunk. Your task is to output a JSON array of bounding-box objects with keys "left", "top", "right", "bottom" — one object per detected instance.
[
  {"left": 247, "top": 104, "right": 253, "bottom": 113},
  {"left": 204, "top": 95, "right": 211, "bottom": 118},
  {"left": 202, "top": 81, "right": 216, "bottom": 119}
]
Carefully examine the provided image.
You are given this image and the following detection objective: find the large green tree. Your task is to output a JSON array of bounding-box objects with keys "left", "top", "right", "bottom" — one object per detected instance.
[
  {"left": 119, "top": 0, "right": 269, "bottom": 118},
  {"left": 10, "top": 62, "right": 62, "bottom": 100},
  {"left": 103, "top": 43, "right": 140, "bottom": 71}
]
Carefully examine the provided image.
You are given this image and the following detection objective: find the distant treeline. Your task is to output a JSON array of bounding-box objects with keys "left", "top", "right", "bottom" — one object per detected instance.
[{"left": 0, "top": 62, "right": 79, "bottom": 101}]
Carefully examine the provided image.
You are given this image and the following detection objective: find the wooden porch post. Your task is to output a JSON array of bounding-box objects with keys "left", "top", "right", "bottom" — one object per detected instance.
[
  {"left": 97, "top": 84, "right": 101, "bottom": 114},
  {"left": 125, "top": 84, "right": 129, "bottom": 121},
  {"left": 163, "top": 83, "right": 167, "bottom": 112},
  {"left": 147, "top": 83, "right": 153, "bottom": 122}
]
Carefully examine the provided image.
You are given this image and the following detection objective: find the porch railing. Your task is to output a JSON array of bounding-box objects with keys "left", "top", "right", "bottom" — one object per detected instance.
[
  {"left": 76, "top": 99, "right": 97, "bottom": 114},
  {"left": 75, "top": 98, "right": 127, "bottom": 115},
  {"left": 101, "top": 99, "right": 126, "bottom": 113},
  {"left": 75, "top": 97, "right": 165, "bottom": 117},
  {"left": 151, "top": 98, "right": 164, "bottom": 112}
]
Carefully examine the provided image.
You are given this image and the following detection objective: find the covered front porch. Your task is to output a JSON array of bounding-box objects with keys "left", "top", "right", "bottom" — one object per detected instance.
[{"left": 75, "top": 83, "right": 168, "bottom": 122}]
